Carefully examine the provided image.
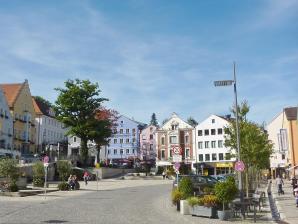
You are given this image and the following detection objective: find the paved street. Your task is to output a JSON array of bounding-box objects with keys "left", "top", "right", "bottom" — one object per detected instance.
[{"left": 1, "top": 179, "right": 273, "bottom": 224}]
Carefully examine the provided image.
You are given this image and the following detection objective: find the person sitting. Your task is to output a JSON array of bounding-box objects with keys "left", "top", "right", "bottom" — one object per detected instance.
[{"left": 68, "top": 175, "right": 75, "bottom": 190}]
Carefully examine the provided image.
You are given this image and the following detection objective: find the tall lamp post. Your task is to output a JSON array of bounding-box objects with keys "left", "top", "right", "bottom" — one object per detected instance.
[{"left": 214, "top": 62, "right": 244, "bottom": 217}]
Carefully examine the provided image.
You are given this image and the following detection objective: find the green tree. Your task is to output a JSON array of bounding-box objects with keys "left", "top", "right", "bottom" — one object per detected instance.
[
  {"left": 187, "top": 117, "right": 198, "bottom": 127},
  {"left": 224, "top": 101, "right": 273, "bottom": 192},
  {"left": 57, "top": 160, "right": 72, "bottom": 181},
  {"left": 150, "top": 113, "right": 158, "bottom": 126},
  {"left": 54, "top": 79, "right": 108, "bottom": 164},
  {"left": 0, "top": 158, "right": 19, "bottom": 191},
  {"left": 162, "top": 118, "right": 169, "bottom": 125},
  {"left": 32, "top": 161, "right": 45, "bottom": 187},
  {"left": 33, "top": 96, "right": 53, "bottom": 108}
]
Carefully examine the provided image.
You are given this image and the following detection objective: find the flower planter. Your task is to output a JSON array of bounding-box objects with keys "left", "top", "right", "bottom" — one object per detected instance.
[
  {"left": 191, "top": 205, "right": 217, "bottom": 218},
  {"left": 217, "top": 210, "right": 232, "bottom": 220},
  {"left": 180, "top": 200, "right": 190, "bottom": 215}
]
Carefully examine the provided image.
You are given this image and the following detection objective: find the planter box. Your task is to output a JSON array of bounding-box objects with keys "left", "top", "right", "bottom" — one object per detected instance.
[
  {"left": 180, "top": 200, "right": 190, "bottom": 215},
  {"left": 191, "top": 205, "right": 217, "bottom": 218}
]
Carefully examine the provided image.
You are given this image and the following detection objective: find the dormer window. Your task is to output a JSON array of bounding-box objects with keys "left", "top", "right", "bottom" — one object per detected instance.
[{"left": 171, "top": 124, "right": 178, "bottom": 130}]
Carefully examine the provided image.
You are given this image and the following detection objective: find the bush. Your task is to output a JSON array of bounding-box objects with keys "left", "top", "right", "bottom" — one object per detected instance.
[
  {"left": 187, "top": 196, "right": 200, "bottom": 207},
  {"left": 0, "top": 158, "right": 19, "bottom": 183},
  {"left": 178, "top": 177, "right": 193, "bottom": 199},
  {"left": 32, "top": 162, "right": 45, "bottom": 187},
  {"left": 166, "top": 166, "right": 175, "bottom": 177},
  {"left": 57, "top": 160, "right": 72, "bottom": 181},
  {"left": 202, "top": 195, "right": 219, "bottom": 207},
  {"left": 58, "top": 182, "right": 70, "bottom": 191},
  {"left": 8, "top": 182, "right": 18, "bottom": 192},
  {"left": 203, "top": 186, "right": 214, "bottom": 195},
  {"left": 214, "top": 177, "right": 238, "bottom": 210},
  {"left": 171, "top": 188, "right": 182, "bottom": 205}
]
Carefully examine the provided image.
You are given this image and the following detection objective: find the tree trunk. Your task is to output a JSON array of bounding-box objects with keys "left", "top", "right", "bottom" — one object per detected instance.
[
  {"left": 97, "top": 144, "right": 101, "bottom": 165},
  {"left": 80, "top": 138, "right": 88, "bottom": 167}
]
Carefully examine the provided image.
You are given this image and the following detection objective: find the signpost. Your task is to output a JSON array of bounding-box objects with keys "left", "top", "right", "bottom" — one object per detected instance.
[
  {"left": 43, "top": 156, "right": 49, "bottom": 199},
  {"left": 172, "top": 146, "right": 182, "bottom": 188}
]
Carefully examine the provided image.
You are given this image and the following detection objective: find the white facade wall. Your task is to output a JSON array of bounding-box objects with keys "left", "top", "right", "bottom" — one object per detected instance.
[
  {"left": 195, "top": 115, "right": 235, "bottom": 165},
  {"left": 0, "top": 88, "right": 13, "bottom": 154},
  {"left": 35, "top": 115, "right": 67, "bottom": 150},
  {"left": 267, "top": 112, "right": 289, "bottom": 169},
  {"left": 106, "top": 115, "right": 141, "bottom": 161}
]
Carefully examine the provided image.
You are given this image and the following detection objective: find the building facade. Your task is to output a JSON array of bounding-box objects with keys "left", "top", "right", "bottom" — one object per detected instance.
[
  {"left": 0, "top": 80, "right": 36, "bottom": 154},
  {"left": 156, "top": 113, "right": 195, "bottom": 168},
  {"left": 0, "top": 87, "right": 15, "bottom": 157},
  {"left": 195, "top": 114, "right": 235, "bottom": 175},
  {"left": 33, "top": 97, "right": 68, "bottom": 156},
  {"left": 140, "top": 125, "right": 157, "bottom": 161},
  {"left": 106, "top": 115, "right": 144, "bottom": 163},
  {"left": 267, "top": 107, "right": 298, "bottom": 178}
]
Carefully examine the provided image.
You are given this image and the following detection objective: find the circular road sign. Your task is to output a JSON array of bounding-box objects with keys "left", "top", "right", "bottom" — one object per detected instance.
[
  {"left": 172, "top": 145, "right": 182, "bottom": 155},
  {"left": 43, "top": 156, "right": 49, "bottom": 164},
  {"left": 235, "top": 161, "right": 245, "bottom": 172}
]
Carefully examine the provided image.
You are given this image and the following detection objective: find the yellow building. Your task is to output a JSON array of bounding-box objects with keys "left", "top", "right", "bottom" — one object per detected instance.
[{"left": 0, "top": 80, "right": 36, "bottom": 154}]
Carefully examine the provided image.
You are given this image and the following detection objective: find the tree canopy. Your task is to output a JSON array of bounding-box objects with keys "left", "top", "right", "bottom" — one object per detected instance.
[
  {"left": 54, "top": 79, "right": 109, "bottom": 164},
  {"left": 187, "top": 117, "right": 198, "bottom": 127},
  {"left": 150, "top": 113, "right": 158, "bottom": 126}
]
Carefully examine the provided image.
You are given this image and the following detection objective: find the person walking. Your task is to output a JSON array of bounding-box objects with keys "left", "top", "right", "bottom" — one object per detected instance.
[
  {"left": 83, "top": 171, "right": 89, "bottom": 186},
  {"left": 291, "top": 176, "right": 297, "bottom": 195},
  {"left": 276, "top": 175, "right": 284, "bottom": 195},
  {"left": 294, "top": 186, "right": 298, "bottom": 207},
  {"left": 162, "top": 171, "right": 166, "bottom": 180}
]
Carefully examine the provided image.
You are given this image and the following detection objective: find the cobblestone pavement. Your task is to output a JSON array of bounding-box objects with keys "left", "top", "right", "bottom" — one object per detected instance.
[
  {"left": 272, "top": 180, "right": 298, "bottom": 224},
  {"left": 0, "top": 179, "right": 274, "bottom": 224}
]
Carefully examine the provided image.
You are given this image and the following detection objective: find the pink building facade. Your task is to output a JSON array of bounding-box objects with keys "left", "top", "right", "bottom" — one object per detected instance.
[{"left": 139, "top": 125, "right": 157, "bottom": 161}]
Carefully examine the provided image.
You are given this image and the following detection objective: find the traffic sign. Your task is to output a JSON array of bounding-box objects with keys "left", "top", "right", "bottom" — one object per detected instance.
[
  {"left": 235, "top": 161, "right": 245, "bottom": 172},
  {"left": 172, "top": 145, "right": 182, "bottom": 155},
  {"left": 43, "top": 156, "right": 49, "bottom": 164},
  {"left": 174, "top": 162, "right": 181, "bottom": 170},
  {"left": 173, "top": 155, "right": 182, "bottom": 163}
]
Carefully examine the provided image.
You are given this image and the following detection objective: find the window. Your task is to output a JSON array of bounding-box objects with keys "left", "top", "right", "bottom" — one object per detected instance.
[
  {"left": 282, "top": 154, "right": 285, "bottom": 160},
  {"left": 114, "top": 149, "right": 117, "bottom": 154},
  {"left": 212, "top": 119, "right": 215, "bottom": 123},
  {"left": 120, "top": 149, "right": 123, "bottom": 154},
  {"left": 198, "top": 142, "right": 203, "bottom": 149},
  {"left": 113, "top": 128, "right": 117, "bottom": 134},
  {"left": 185, "top": 136, "right": 189, "bottom": 144},
  {"left": 211, "top": 141, "right": 216, "bottom": 148},
  {"left": 219, "top": 153, "right": 224, "bottom": 161},
  {"left": 121, "top": 120, "right": 123, "bottom": 124},
  {"left": 150, "top": 144, "right": 153, "bottom": 150},
  {"left": 161, "top": 150, "right": 165, "bottom": 159},
  {"left": 108, "top": 150, "right": 110, "bottom": 155},
  {"left": 205, "top": 141, "right": 209, "bottom": 148},
  {"left": 185, "top": 148, "right": 190, "bottom": 158},
  {"left": 212, "top": 153, "right": 217, "bottom": 161},
  {"left": 170, "top": 136, "right": 177, "bottom": 144},
  {"left": 161, "top": 137, "right": 165, "bottom": 145},
  {"left": 126, "top": 139, "right": 130, "bottom": 143},
  {"left": 73, "top": 137, "right": 76, "bottom": 142},
  {"left": 150, "top": 134, "right": 153, "bottom": 140},
  {"left": 199, "top": 154, "right": 204, "bottom": 161},
  {"left": 120, "top": 139, "right": 123, "bottom": 144},
  {"left": 126, "top": 129, "right": 129, "bottom": 134},
  {"left": 133, "top": 138, "right": 136, "bottom": 143},
  {"left": 120, "top": 129, "right": 123, "bottom": 134},
  {"left": 169, "top": 149, "right": 172, "bottom": 157},
  {"left": 132, "top": 128, "right": 136, "bottom": 133},
  {"left": 225, "top": 153, "right": 231, "bottom": 160},
  {"left": 204, "top": 129, "right": 209, "bottom": 135},
  {"left": 142, "top": 135, "right": 146, "bottom": 140},
  {"left": 217, "top": 128, "right": 223, "bottom": 135},
  {"left": 171, "top": 124, "right": 178, "bottom": 130},
  {"left": 205, "top": 154, "right": 210, "bottom": 161},
  {"left": 211, "top": 129, "right": 216, "bottom": 135},
  {"left": 132, "top": 149, "right": 135, "bottom": 154},
  {"left": 218, "top": 140, "right": 223, "bottom": 148},
  {"left": 114, "top": 139, "right": 117, "bottom": 144},
  {"left": 198, "top": 130, "right": 203, "bottom": 136},
  {"left": 126, "top": 149, "right": 130, "bottom": 154}
]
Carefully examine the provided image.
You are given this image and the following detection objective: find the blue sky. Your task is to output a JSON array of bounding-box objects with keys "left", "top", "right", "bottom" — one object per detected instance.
[{"left": 0, "top": 0, "right": 297, "bottom": 125}]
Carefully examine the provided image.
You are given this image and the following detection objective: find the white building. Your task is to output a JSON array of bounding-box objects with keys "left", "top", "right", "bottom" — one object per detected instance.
[
  {"left": 106, "top": 115, "right": 144, "bottom": 163},
  {"left": 0, "top": 87, "right": 16, "bottom": 157},
  {"left": 267, "top": 111, "right": 291, "bottom": 178},
  {"left": 195, "top": 114, "right": 235, "bottom": 175},
  {"left": 33, "top": 97, "right": 68, "bottom": 155}
]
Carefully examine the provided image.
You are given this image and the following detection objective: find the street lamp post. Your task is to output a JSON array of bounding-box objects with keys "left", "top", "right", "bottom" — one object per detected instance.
[{"left": 214, "top": 62, "right": 244, "bottom": 217}]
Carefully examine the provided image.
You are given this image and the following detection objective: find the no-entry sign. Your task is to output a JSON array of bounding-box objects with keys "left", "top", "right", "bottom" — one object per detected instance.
[{"left": 235, "top": 161, "right": 245, "bottom": 172}]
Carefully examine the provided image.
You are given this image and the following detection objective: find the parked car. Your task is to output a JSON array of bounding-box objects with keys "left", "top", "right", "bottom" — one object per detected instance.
[{"left": 173, "top": 175, "right": 218, "bottom": 193}]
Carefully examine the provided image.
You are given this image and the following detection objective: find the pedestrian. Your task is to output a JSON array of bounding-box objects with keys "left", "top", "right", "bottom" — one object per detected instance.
[
  {"left": 294, "top": 187, "right": 298, "bottom": 207},
  {"left": 276, "top": 175, "right": 284, "bottom": 195},
  {"left": 83, "top": 171, "right": 89, "bottom": 185},
  {"left": 68, "top": 175, "right": 75, "bottom": 190},
  {"left": 162, "top": 171, "right": 166, "bottom": 180}
]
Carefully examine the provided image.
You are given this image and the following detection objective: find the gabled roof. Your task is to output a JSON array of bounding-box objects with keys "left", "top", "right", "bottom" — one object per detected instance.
[
  {"left": 285, "top": 107, "right": 298, "bottom": 121},
  {"left": 161, "top": 112, "right": 192, "bottom": 130},
  {"left": 0, "top": 82, "right": 24, "bottom": 108},
  {"left": 32, "top": 97, "right": 43, "bottom": 115}
]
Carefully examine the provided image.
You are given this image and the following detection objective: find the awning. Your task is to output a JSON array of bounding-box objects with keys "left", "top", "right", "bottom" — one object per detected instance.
[{"left": 156, "top": 161, "right": 172, "bottom": 166}]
